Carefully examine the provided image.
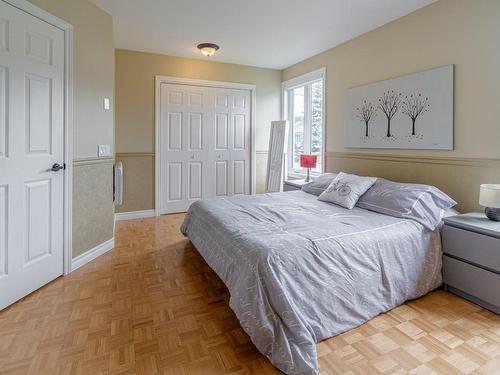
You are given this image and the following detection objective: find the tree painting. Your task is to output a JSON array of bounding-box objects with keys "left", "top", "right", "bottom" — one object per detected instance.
[
  {"left": 378, "top": 90, "right": 402, "bottom": 137},
  {"left": 402, "top": 93, "right": 430, "bottom": 135},
  {"left": 355, "top": 100, "right": 377, "bottom": 137}
]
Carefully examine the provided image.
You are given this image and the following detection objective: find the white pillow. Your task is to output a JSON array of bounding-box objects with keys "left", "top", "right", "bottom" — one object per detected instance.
[{"left": 318, "top": 172, "right": 377, "bottom": 209}]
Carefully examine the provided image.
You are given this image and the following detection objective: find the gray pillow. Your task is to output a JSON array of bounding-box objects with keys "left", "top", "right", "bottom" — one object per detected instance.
[
  {"left": 318, "top": 172, "right": 377, "bottom": 209},
  {"left": 301, "top": 173, "right": 338, "bottom": 196},
  {"left": 356, "top": 178, "right": 457, "bottom": 230}
]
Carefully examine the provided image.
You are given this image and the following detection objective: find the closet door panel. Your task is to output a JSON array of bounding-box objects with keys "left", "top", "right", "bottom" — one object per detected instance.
[{"left": 159, "top": 84, "right": 251, "bottom": 213}]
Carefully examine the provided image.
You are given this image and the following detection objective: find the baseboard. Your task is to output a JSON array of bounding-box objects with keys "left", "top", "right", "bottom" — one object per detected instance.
[
  {"left": 71, "top": 238, "right": 114, "bottom": 272},
  {"left": 115, "top": 209, "right": 155, "bottom": 221}
]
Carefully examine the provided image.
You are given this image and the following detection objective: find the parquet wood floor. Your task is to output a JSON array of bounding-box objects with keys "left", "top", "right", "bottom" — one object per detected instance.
[{"left": 0, "top": 214, "right": 499, "bottom": 375}]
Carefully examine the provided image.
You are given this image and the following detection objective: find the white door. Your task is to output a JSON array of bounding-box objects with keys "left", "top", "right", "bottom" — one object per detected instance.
[
  {"left": 0, "top": 1, "right": 65, "bottom": 309},
  {"left": 214, "top": 88, "right": 251, "bottom": 198},
  {"left": 159, "top": 83, "right": 251, "bottom": 214}
]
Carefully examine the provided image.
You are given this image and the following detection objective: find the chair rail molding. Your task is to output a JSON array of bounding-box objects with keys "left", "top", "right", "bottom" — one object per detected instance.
[
  {"left": 116, "top": 152, "right": 155, "bottom": 157},
  {"left": 327, "top": 152, "right": 500, "bottom": 168}
]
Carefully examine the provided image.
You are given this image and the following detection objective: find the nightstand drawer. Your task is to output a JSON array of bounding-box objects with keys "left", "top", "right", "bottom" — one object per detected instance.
[
  {"left": 443, "top": 255, "right": 500, "bottom": 308},
  {"left": 442, "top": 225, "right": 500, "bottom": 273}
]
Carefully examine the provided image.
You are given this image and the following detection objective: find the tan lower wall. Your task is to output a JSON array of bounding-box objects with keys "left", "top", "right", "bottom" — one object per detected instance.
[
  {"left": 115, "top": 151, "right": 269, "bottom": 213},
  {"left": 115, "top": 149, "right": 500, "bottom": 212},
  {"left": 117, "top": 150, "right": 500, "bottom": 213},
  {"left": 73, "top": 160, "right": 115, "bottom": 258},
  {"left": 327, "top": 153, "right": 500, "bottom": 213},
  {"left": 115, "top": 153, "right": 155, "bottom": 213}
]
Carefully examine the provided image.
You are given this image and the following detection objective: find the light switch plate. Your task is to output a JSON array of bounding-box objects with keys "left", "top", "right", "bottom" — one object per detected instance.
[
  {"left": 103, "top": 97, "right": 110, "bottom": 110},
  {"left": 98, "top": 144, "right": 112, "bottom": 157}
]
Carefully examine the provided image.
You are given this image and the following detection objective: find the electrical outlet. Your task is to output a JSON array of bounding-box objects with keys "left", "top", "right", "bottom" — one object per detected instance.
[
  {"left": 98, "top": 144, "right": 111, "bottom": 157},
  {"left": 103, "top": 97, "right": 110, "bottom": 110}
]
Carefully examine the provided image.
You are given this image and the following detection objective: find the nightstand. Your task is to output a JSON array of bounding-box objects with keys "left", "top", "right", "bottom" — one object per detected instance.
[
  {"left": 442, "top": 212, "right": 500, "bottom": 314},
  {"left": 283, "top": 179, "right": 308, "bottom": 192}
]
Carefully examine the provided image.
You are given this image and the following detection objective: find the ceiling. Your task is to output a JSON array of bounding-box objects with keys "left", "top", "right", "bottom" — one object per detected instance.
[{"left": 91, "top": 0, "right": 436, "bottom": 70}]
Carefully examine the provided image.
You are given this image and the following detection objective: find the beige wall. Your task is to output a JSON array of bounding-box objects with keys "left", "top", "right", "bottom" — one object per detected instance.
[
  {"left": 29, "top": 0, "right": 115, "bottom": 159},
  {"left": 115, "top": 49, "right": 281, "bottom": 212},
  {"left": 28, "top": 0, "right": 115, "bottom": 257},
  {"left": 283, "top": 0, "right": 500, "bottom": 211}
]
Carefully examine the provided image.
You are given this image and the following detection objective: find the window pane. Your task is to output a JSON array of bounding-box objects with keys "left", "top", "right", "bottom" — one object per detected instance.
[
  {"left": 310, "top": 80, "right": 323, "bottom": 173},
  {"left": 292, "top": 86, "right": 305, "bottom": 170}
]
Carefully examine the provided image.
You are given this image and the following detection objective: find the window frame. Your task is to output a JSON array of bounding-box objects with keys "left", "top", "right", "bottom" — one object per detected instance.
[{"left": 282, "top": 67, "right": 326, "bottom": 179}]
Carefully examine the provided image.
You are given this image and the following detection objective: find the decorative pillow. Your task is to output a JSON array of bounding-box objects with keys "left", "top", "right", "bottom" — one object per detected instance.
[
  {"left": 301, "top": 173, "right": 338, "bottom": 196},
  {"left": 356, "top": 178, "right": 457, "bottom": 230},
  {"left": 318, "top": 172, "right": 377, "bottom": 209}
]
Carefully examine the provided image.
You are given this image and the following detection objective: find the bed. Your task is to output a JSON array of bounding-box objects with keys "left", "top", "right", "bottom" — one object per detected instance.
[{"left": 180, "top": 190, "right": 443, "bottom": 375}]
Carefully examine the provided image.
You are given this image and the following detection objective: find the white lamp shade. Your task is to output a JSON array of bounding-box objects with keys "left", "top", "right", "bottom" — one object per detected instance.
[{"left": 479, "top": 184, "right": 500, "bottom": 208}]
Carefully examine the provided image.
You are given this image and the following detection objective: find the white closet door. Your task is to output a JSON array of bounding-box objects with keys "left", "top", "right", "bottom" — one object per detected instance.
[
  {"left": 160, "top": 84, "right": 210, "bottom": 213},
  {"left": 213, "top": 89, "right": 231, "bottom": 197},
  {"left": 0, "top": 1, "right": 65, "bottom": 309},
  {"left": 159, "top": 84, "right": 251, "bottom": 214},
  {"left": 228, "top": 89, "right": 251, "bottom": 196}
]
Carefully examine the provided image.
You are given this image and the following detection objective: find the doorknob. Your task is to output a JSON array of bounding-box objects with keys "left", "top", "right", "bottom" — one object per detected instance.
[{"left": 49, "top": 163, "right": 65, "bottom": 172}]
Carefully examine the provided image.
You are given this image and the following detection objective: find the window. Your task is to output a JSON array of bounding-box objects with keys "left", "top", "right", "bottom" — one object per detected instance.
[{"left": 283, "top": 68, "right": 325, "bottom": 177}]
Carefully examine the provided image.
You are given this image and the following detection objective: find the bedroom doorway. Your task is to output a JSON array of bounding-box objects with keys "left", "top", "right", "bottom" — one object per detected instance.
[
  {"left": 155, "top": 77, "right": 256, "bottom": 215},
  {"left": 0, "top": 0, "right": 73, "bottom": 309}
]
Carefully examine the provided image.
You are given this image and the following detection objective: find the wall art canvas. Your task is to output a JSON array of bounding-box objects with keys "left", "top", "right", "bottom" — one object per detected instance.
[{"left": 344, "top": 65, "right": 453, "bottom": 150}]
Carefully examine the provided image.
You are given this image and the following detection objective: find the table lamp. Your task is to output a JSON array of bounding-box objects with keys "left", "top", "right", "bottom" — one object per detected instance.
[
  {"left": 300, "top": 154, "right": 317, "bottom": 182},
  {"left": 479, "top": 184, "right": 500, "bottom": 221}
]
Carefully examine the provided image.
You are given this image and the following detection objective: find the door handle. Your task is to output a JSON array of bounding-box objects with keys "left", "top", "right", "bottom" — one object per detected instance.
[{"left": 48, "top": 163, "right": 65, "bottom": 172}]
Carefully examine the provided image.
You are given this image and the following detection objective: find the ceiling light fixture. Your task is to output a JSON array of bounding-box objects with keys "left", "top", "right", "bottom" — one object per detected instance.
[{"left": 197, "top": 43, "right": 219, "bottom": 57}]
